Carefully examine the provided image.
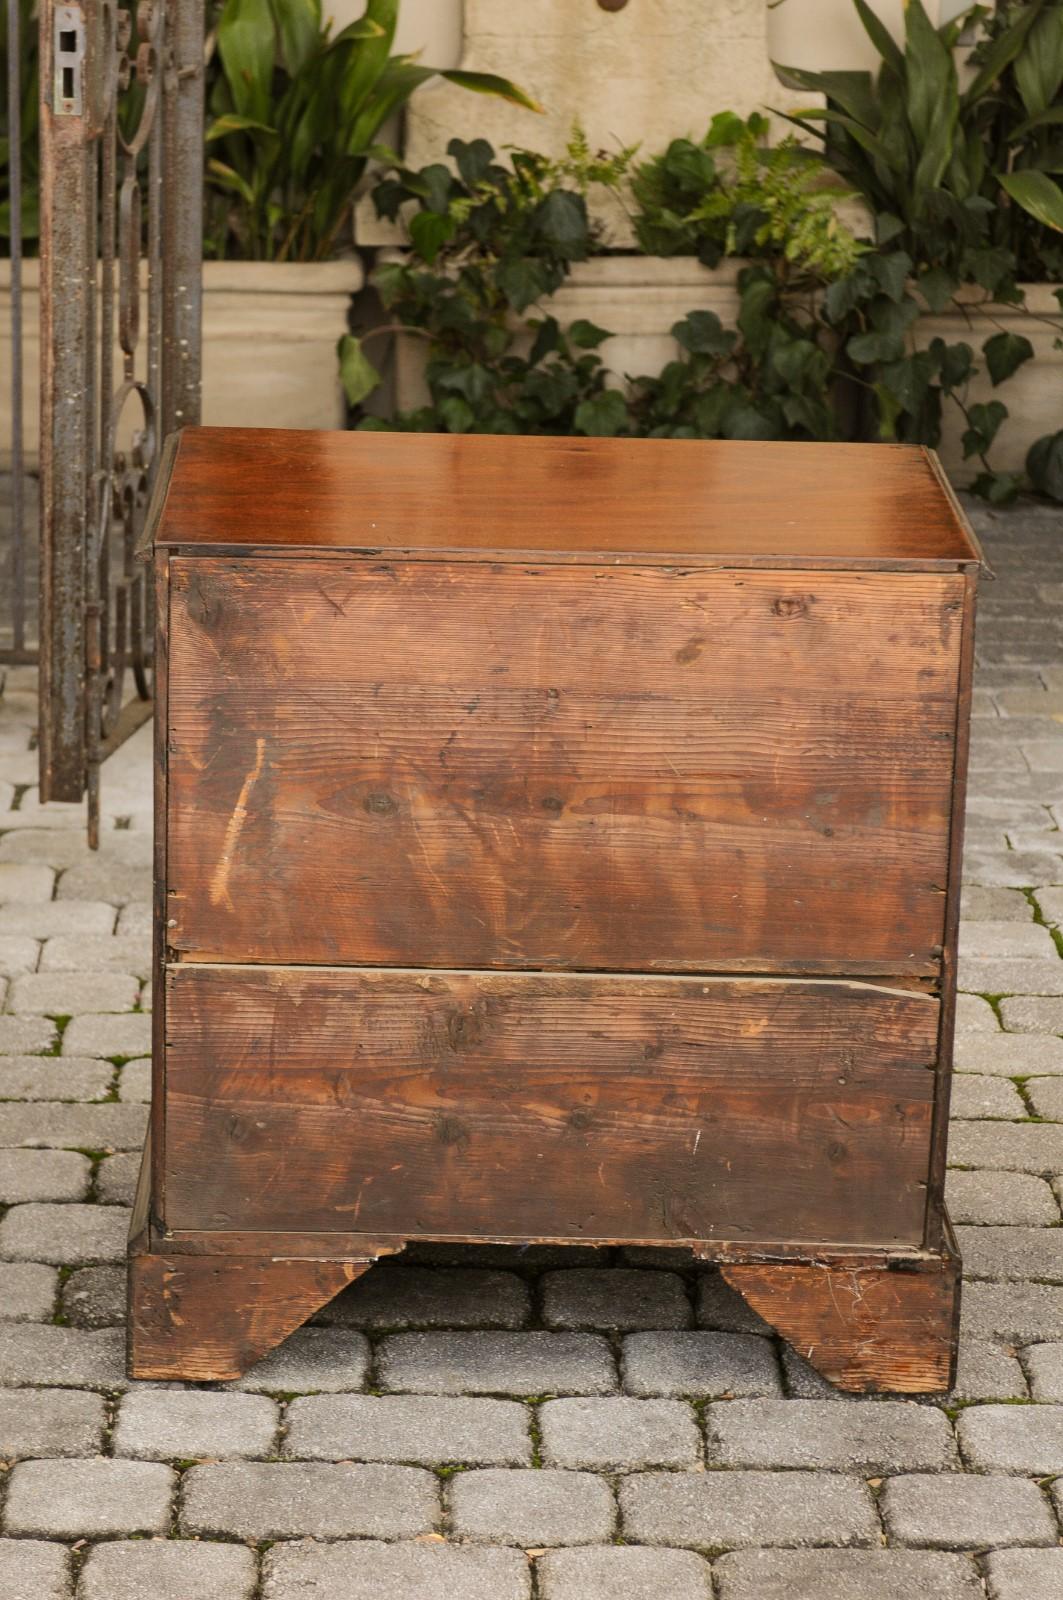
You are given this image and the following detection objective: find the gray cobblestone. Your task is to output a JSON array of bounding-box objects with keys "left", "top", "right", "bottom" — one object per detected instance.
[
  {"left": 0, "top": 1100, "right": 147, "bottom": 1148},
  {"left": 284, "top": 1393, "right": 531, "bottom": 1465},
  {"left": 449, "top": 1467, "right": 615, "bottom": 1545},
  {"left": 880, "top": 1472, "right": 1055, "bottom": 1548},
  {"left": 961, "top": 1282, "right": 1063, "bottom": 1342},
  {"left": 1022, "top": 1342, "right": 1063, "bottom": 1401},
  {"left": 949, "top": 1120, "right": 1063, "bottom": 1173},
  {"left": 949, "top": 1076, "right": 1026, "bottom": 1119},
  {"left": 705, "top": 1398, "right": 957, "bottom": 1472},
  {"left": 0, "top": 1054, "right": 113, "bottom": 1102},
  {"left": 959, "top": 958, "right": 1063, "bottom": 995},
  {"left": 945, "top": 1169, "right": 1059, "bottom": 1224},
  {"left": 8, "top": 971, "right": 139, "bottom": 1014},
  {"left": 318, "top": 1264, "right": 530, "bottom": 1330},
  {"left": 115, "top": 902, "right": 152, "bottom": 938},
  {"left": 539, "top": 1396, "right": 701, "bottom": 1469},
  {"left": 537, "top": 1546, "right": 712, "bottom": 1600},
  {"left": 61, "top": 1011, "right": 151, "bottom": 1058},
  {"left": 0, "top": 1387, "right": 104, "bottom": 1457},
  {"left": 1000, "top": 995, "right": 1063, "bottom": 1032},
  {"left": 39, "top": 933, "right": 150, "bottom": 976},
  {"left": 954, "top": 1032, "right": 1063, "bottom": 1074},
  {"left": 0, "top": 1015, "right": 56, "bottom": 1054},
  {"left": 378, "top": 1331, "right": 616, "bottom": 1395},
  {"left": 963, "top": 851, "right": 1063, "bottom": 888},
  {"left": 956, "top": 1224, "right": 1063, "bottom": 1280},
  {"left": 57, "top": 858, "right": 151, "bottom": 904},
  {"left": 0, "top": 1261, "right": 57, "bottom": 1320},
  {"left": 984, "top": 1548, "right": 1063, "bottom": 1600},
  {"left": 181, "top": 1460, "right": 438, "bottom": 1539},
  {"left": 1040, "top": 886, "right": 1063, "bottom": 923},
  {"left": 0, "top": 829, "right": 150, "bottom": 868},
  {"left": 1026, "top": 1076, "right": 1063, "bottom": 1118},
  {"left": 80, "top": 1541, "right": 257, "bottom": 1600},
  {"left": 116, "top": 1057, "right": 150, "bottom": 1102},
  {"left": 713, "top": 1549, "right": 985, "bottom": 1599},
  {"left": 960, "top": 886, "right": 1034, "bottom": 920},
  {"left": 262, "top": 1540, "right": 529, "bottom": 1600},
  {"left": 957, "top": 1402, "right": 1063, "bottom": 1472},
  {"left": 4, "top": 1457, "right": 174, "bottom": 1536},
  {"left": 542, "top": 1268, "right": 692, "bottom": 1330},
  {"left": 0, "top": 1201, "right": 129, "bottom": 1263},
  {"left": 959, "top": 921, "right": 1057, "bottom": 957},
  {"left": 96, "top": 1151, "right": 141, "bottom": 1204},
  {"left": 0, "top": 863, "right": 56, "bottom": 902},
  {"left": 619, "top": 1469, "right": 878, "bottom": 1550},
  {"left": 114, "top": 1389, "right": 278, "bottom": 1459},
  {"left": 0, "top": 936, "right": 39, "bottom": 976},
  {"left": 0, "top": 1541, "right": 70, "bottom": 1600},
  {"left": 0, "top": 901, "right": 114, "bottom": 936},
  {"left": 0, "top": 1323, "right": 125, "bottom": 1388},
  {"left": 61, "top": 1264, "right": 126, "bottom": 1328},
  {"left": 228, "top": 1327, "right": 370, "bottom": 1393},
  {"left": 696, "top": 1270, "right": 773, "bottom": 1333},
  {"left": 950, "top": 1339, "right": 1029, "bottom": 1402},
  {"left": 955, "top": 995, "right": 1002, "bottom": 1034},
  {"left": 622, "top": 1330, "right": 782, "bottom": 1397}
]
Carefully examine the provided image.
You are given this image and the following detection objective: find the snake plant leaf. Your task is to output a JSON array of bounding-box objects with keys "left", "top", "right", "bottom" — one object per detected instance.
[
  {"left": 1014, "top": 2, "right": 1063, "bottom": 119},
  {"left": 439, "top": 69, "right": 544, "bottom": 114},
  {"left": 772, "top": 64, "right": 879, "bottom": 129},
  {"left": 268, "top": 0, "right": 321, "bottom": 77},
  {"left": 904, "top": 0, "right": 959, "bottom": 195},
  {"left": 853, "top": 0, "right": 904, "bottom": 74},
  {"left": 217, "top": 0, "right": 276, "bottom": 126},
  {"left": 999, "top": 168, "right": 1063, "bottom": 233},
  {"left": 205, "top": 113, "right": 278, "bottom": 143},
  {"left": 963, "top": 0, "right": 1045, "bottom": 104}
]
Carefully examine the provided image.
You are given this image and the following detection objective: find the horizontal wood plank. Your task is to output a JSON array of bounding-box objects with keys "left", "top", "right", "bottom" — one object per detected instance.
[
  {"left": 166, "top": 559, "right": 962, "bottom": 973},
  {"left": 162, "top": 966, "right": 938, "bottom": 1246}
]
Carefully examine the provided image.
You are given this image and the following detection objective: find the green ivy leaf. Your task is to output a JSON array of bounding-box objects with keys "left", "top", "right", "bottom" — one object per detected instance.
[
  {"left": 983, "top": 330, "right": 1035, "bottom": 385},
  {"left": 568, "top": 319, "right": 613, "bottom": 350},
  {"left": 971, "top": 469, "right": 1023, "bottom": 505},
  {"left": 868, "top": 251, "right": 913, "bottom": 304},
  {"left": 917, "top": 266, "right": 955, "bottom": 314},
  {"left": 574, "top": 390, "right": 629, "bottom": 437},
  {"left": 497, "top": 256, "right": 552, "bottom": 312},
  {"left": 961, "top": 400, "right": 1008, "bottom": 458},
  {"left": 337, "top": 335, "right": 382, "bottom": 407},
  {"left": 409, "top": 209, "right": 457, "bottom": 264},
  {"left": 673, "top": 310, "right": 735, "bottom": 358},
  {"left": 438, "top": 394, "right": 476, "bottom": 433},
  {"left": 1027, "top": 429, "right": 1063, "bottom": 501},
  {"left": 534, "top": 190, "right": 590, "bottom": 259}
]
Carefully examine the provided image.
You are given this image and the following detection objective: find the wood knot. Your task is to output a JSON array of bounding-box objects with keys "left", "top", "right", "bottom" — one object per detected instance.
[
  {"left": 674, "top": 636, "right": 705, "bottom": 665},
  {"left": 363, "top": 792, "right": 397, "bottom": 816},
  {"left": 772, "top": 596, "right": 809, "bottom": 618},
  {"left": 541, "top": 795, "right": 564, "bottom": 814}
]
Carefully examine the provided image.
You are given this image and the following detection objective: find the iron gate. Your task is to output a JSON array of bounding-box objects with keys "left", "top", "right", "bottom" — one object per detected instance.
[{"left": 3, "top": 0, "right": 203, "bottom": 844}]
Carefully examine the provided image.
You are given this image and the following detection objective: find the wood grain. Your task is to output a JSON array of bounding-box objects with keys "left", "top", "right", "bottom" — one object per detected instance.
[
  {"left": 722, "top": 1250, "right": 960, "bottom": 1393},
  {"left": 166, "top": 559, "right": 962, "bottom": 973},
  {"left": 154, "top": 429, "right": 982, "bottom": 566},
  {"left": 162, "top": 965, "right": 938, "bottom": 1246}
]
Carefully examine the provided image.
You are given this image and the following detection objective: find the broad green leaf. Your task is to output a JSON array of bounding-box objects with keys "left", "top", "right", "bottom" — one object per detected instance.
[
  {"left": 772, "top": 64, "right": 878, "bottom": 128},
  {"left": 963, "top": 0, "right": 1044, "bottom": 105},
  {"left": 440, "top": 69, "right": 543, "bottom": 114},
  {"left": 575, "top": 390, "right": 629, "bottom": 437},
  {"left": 1014, "top": 4, "right": 1063, "bottom": 119},
  {"left": 999, "top": 169, "right": 1063, "bottom": 233},
  {"left": 205, "top": 113, "right": 278, "bottom": 143},
  {"left": 268, "top": 0, "right": 320, "bottom": 76},
  {"left": 337, "top": 335, "right": 382, "bottom": 407},
  {"left": 904, "top": 0, "right": 959, "bottom": 194},
  {"left": 206, "top": 157, "right": 256, "bottom": 205},
  {"left": 983, "top": 330, "right": 1035, "bottom": 385},
  {"left": 217, "top": 0, "right": 276, "bottom": 125},
  {"left": 1011, "top": 105, "right": 1063, "bottom": 140},
  {"left": 1027, "top": 429, "right": 1063, "bottom": 501},
  {"left": 853, "top": 0, "right": 904, "bottom": 74}
]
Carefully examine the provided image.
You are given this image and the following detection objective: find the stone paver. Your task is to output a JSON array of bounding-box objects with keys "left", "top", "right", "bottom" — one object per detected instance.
[
  {"left": 0, "top": 1053, "right": 113, "bottom": 1100},
  {"left": 539, "top": 1396, "right": 701, "bottom": 1469},
  {"left": 378, "top": 1331, "right": 616, "bottom": 1395},
  {"left": 283, "top": 1393, "right": 532, "bottom": 1464},
  {"left": 3, "top": 1457, "right": 174, "bottom": 1536},
  {"left": 79, "top": 1541, "right": 258, "bottom": 1600},
  {"left": 319, "top": 1264, "right": 530, "bottom": 1329},
  {"left": 0, "top": 1323, "right": 125, "bottom": 1388},
  {"left": 705, "top": 1398, "right": 957, "bottom": 1472},
  {"left": 8, "top": 971, "right": 139, "bottom": 1014},
  {"left": 262, "top": 1541, "right": 530, "bottom": 1600},
  {"left": 0, "top": 1542, "right": 70, "bottom": 1600},
  {"left": 1022, "top": 1342, "right": 1063, "bottom": 1401},
  {"left": 983, "top": 1548, "right": 1063, "bottom": 1600},
  {"left": 537, "top": 1546, "right": 712, "bottom": 1599},
  {"left": 961, "top": 1281, "right": 1063, "bottom": 1342},
  {"left": 948, "top": 1075, "right": 1025, "bottom": 1118},
  {"left": 61, "top": 1263, "right": 125, "bottom": 1328},
  {"left": 1026, "top": 1076, "right": 1063, "bottom": 1118},
  {"left": 449, "top": 1467, "right": 615, "bottom": 1545},
  {"left": 0, "top": 1099, "right": 147, "bottom": 1148},
  {"left": 113, "top": 1389, "right": 279, "bottom": 1460},
  {"left": 880, "top": 1473, "right": 1056, "bottom": 1548},
  {"left": 0, "top": 863, "right": 56, "bottom": 901},
  {"left": 0, "top": 1200, "right": 128, "bottom": 1263},
  {"left": 619, "top": 1469, "right": 878, "bottom": 1549},
  {"left": 0, "top": 1260, "right": 57, "bottom": 1320},
  {"left": 948, "top": 1120, "right": 1063, "bottom": 1173},
  {"left": 227, "top": 1327, "right": 370, "bottom": 1394},
  {"left": 0, "top": 900, "right": 115, "bottom": 935},
  {"left": 621, "top": 1330, "right": 782, "bottom": 1396},
  {"left": 181, "top": 1461, "right": 438, "bottom": 1539},
  {"left": 542, "top": 1268, "right": 692, "bottom": 1330},
  {"left": 954, "top": 1032, "right": 1063, "bottom": 1074},
  {"left": 956, "top": 1224, "right": 1063, "bottom": 1280},
  {"left": 61, "top": 1011, "right": 151, "bottom": 1058},
  {"left": 0, "top": 1014, "right": 56, "bottom": 1053},
  {"left": 945, "top": 1168, "right": 1059, "bottom": 1224},
  {"left": 0, "top": 1387, "right": 105, "bottom": 1457},
  {"left": 958, "top": 1402, "right": 1063, "bottom": 1473},
  {"left": 713, "top": 1549, "right": 985, "bottom": 1599}
]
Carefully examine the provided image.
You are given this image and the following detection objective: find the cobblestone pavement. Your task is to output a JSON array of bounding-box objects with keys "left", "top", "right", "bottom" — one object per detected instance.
[{"left": 0, "top": 497, "right": 1061, "bottom": 1599}]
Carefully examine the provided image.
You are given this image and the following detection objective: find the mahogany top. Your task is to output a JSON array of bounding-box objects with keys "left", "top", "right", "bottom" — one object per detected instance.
[{"left": 148, "top": 427, "right": 982, "bottom": 568}]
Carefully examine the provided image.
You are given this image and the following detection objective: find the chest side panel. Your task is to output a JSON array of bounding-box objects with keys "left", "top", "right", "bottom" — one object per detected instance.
[
  {"left": 163, "top": 965, "right": 938, "bottom": 1246},
  {"left": 165, "top": 557, "right": 963, "bottom": 973}
]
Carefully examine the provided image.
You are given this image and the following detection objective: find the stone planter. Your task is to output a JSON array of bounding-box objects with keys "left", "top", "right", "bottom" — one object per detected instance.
[
  {"left": 0, "top": 257, "right": 364, "bottom": 465},
  {"left": 385, "top": 253, "right": 1059, "bottom": 483}
]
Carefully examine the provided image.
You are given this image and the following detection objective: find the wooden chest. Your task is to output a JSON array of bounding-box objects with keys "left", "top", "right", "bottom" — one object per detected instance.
[{"left": 129, "top": 428, "right": 981, "bottom": 1391}]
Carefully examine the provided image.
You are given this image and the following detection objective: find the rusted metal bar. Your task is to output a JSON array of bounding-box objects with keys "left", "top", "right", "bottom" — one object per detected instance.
[
  {"left": 6, "top": 0, "right": 26, "bottom": 659},
  {"left": 161, "top": 0, "right": 204, "bottom": 437}
]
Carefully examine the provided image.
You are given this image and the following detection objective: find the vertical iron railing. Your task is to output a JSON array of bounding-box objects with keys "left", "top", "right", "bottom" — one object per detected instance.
[
  {"left": 5, "top": 0, "right": 28, "bottom": 662},
  {"left": 35, "top": 0, "right": 203, "bottom": 843}
]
